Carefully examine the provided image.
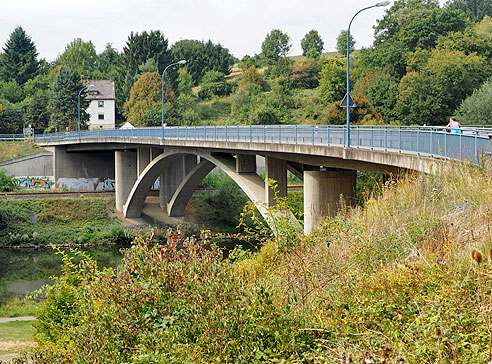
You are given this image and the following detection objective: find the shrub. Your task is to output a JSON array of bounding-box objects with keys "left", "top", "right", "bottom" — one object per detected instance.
[
  {"left": 29, "top": 231, "right": 313, "bottom": 363},
  {"left": 0, "top": 168, "right": 16, "bottom": 192}
]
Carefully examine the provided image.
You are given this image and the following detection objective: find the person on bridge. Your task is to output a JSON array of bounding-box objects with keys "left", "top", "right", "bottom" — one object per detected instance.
[{"left": 446, "top": 117, "right": 461, "bottom": 134}]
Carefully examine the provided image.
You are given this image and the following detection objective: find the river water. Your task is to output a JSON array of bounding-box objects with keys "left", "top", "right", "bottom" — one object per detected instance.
[{"left": 0, "top": 245, "right": 129, "bottom": 302}]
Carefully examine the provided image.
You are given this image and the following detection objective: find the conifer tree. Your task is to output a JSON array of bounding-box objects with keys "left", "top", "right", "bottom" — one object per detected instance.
[
  {"left": 48, "top": 67, "right": 88, "bottom": 132},
  {"left": 0, "top": 26, "right": 39, "bottom": 85}
]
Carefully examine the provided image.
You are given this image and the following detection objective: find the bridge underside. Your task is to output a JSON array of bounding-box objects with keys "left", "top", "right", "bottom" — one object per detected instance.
[{"left": 51, "top": 144, "right": 413, "bottom": 235}]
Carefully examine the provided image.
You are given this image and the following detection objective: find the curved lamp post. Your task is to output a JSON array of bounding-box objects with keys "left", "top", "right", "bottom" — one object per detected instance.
[
  {"left": 78, "top": 84, "right": 94, "bottom": 141},
  {"left": 162, "top": 60, "right": 186, "bottom": 139},
  {"left": 344, "top": 0, "right": 390, "bottom": 148}
]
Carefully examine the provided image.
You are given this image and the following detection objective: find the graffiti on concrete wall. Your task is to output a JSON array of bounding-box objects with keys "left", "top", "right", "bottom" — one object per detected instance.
[
  {"left": 14, "top": 177, "right": 53, "bottom": 189},
  {"left": 55, "top": 178, "right": 115, "bottom": 191},
  {"left": 14, "top": 176, "right": 161, "bottom": 191}
]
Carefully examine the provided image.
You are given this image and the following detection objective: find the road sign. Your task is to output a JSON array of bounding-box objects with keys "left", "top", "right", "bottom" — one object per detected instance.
[{"left": 340, "top": 92, "right": 356, "bottom": 108}]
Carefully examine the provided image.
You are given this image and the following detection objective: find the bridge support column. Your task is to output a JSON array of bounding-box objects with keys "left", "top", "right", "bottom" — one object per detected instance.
[
  {"left": 303, "top": 169, "right": 356, "bottom": 235},
  {"left": 137, "top": 147, "right": 151, "bottom": 175},
  {"left": 115, "top": 150, "right": 137, "bottom": 212},
  {"left": 160, "top": 155, "right": 197, "bottom": 210},
  {"left": 265, "top": 156, "right": 287, "bottom": 206},
  {"left": 236, "top": 154, "right": 256, "bottom": 174}
]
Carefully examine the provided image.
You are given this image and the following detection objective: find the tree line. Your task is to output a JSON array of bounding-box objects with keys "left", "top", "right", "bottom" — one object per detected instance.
[{"left": 1, "top": 0, "right": 492, "bottom": 134}]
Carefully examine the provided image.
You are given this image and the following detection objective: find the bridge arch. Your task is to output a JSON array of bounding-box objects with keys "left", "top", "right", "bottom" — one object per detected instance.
[{"left": 123, "top": 149, "right": 269, "bottom": 222}]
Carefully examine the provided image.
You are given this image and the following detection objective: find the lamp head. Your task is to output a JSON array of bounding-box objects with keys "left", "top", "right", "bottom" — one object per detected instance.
[
  {"left": 177, "top": 60, "right": 187, "bottom": 65},
  {"left": 375, "top": 1, "right": 390, "bottom": 6}
]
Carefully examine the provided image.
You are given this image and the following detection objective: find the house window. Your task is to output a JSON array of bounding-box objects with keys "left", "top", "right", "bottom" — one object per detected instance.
[
  {"left": 98, "top": 101, "right": 104, "bottom": 108},
  {"left": 89, "top": 91, "right": 99, "bottom": 96},
  {"left": 98, "top": 113, "right": 104, "bottom": 120}
]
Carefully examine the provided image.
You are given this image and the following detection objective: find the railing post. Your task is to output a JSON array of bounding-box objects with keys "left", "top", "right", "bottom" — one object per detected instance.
[
  {"left": 385, "top": 127, "right": 388, "bottom": 152},
  {"left": 263, "top": 125, "right": 266, "bottom": 143},
  {"left": 327, "top": 126, "right": 330, "bottom": 146},
  {"left": 237, "top": 125, "right": 240, "bottom": 141},
  {"left": 225, "top": 126, "right": 228, "bottom": 141},
  {"left": 417, "top": 127, "right": 420, "bottom": 156},
  {"left": 295, "top": 125, "right": 298, "bottom": 144},
  {"left": 398, "top": 126, "right": 401, "bottom": 153},
  {"left": 475, "top": 130, "right": 478, "bottom": 162},
  {"left": 444, "top": 129, "right": 447, "bottom": 159},
  {"left": 356, "top": 126, "right": 359, "bottom": 148},
  {"left": 250, "top": 126, "right": 252, "bottom": 142},
  {"left": 312, "top": 126, "right": 315, "bottom": 145},
  {"left": 430, "top": 127, "right": 433, "bottom": 157},
  {"left": 459, "top": 131, "right": 462, "bottom": 161},
  {"left": 279, "top": 125, "right": 281, "bottom": 143},
  {"left": 214, "top": 125, "right": 217, "bottom": 140},
  {"left": 371, "top": 126, "right": 374, "bottom": 150}
]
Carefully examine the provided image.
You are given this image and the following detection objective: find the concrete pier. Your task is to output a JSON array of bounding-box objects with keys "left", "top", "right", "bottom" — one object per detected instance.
[
  {"left": 115, "top": 150, "right": 137, "bottom": 211},
  {"left": 303, "top": 169, "right": 356, "bottom": 235},
  {"left": 265, "top": 156, "right": 287, "bottom": 206}
]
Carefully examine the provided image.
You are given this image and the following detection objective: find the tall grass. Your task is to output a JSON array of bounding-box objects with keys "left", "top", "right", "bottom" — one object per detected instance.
[{"left": 238, "top": 162, "right": 492, "bottom": 363}]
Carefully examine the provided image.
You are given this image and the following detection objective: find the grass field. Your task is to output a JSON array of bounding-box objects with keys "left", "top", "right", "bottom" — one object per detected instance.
[
  {"left": 0, "top": 142, "right": 46, "bottom": 163},
  {"left": 0, "top": 320, "right": 34, "bottom": 356}
]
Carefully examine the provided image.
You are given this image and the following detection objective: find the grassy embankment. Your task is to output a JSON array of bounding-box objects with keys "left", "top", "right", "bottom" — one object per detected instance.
[
  {"left": 0, "top": 142, "right": 46, "bottom": 163},
  {"left": 0, "top": 197, "right": 127, "bottom": 247},
  {"left": 13, "top": 162, "right": 492, "bottom": 363}
]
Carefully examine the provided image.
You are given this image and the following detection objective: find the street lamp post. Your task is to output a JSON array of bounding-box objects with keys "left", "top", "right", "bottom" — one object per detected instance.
[
  {"left": 78, "top": 84, "right": 94, "bottom": 141},
  {"left": 162, "top": 60, "right": 187, "bottom": 139},
  {"left": 344, "top": 1, "right": 390, "bottom": 148}
]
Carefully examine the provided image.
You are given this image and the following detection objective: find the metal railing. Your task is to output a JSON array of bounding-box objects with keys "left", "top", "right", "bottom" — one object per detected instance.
[
  {"left": 0, "top": 134, "right": 29, "bottom": 141},
  {"left": 28, "top": 125, "right": 492, "bottom": 164}
]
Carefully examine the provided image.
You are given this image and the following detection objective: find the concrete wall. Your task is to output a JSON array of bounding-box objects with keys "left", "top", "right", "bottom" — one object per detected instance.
[
  {"left": 53, "top": 146, "right": 115, "bottom": 180},
  {"left": 0, "top": 152, "right": 53, "bottom": 178}
]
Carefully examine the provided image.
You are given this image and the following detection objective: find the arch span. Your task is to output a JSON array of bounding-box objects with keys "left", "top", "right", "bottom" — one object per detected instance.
[{"left": 123, "top": 149, "right": 268, "bottom": 220}]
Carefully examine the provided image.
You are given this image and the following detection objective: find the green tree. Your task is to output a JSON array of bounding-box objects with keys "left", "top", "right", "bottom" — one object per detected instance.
[
  {"left": 261, "top": 29, "right": 292, "bottom": 64},
  {"left": 197, "top": 70, "right": 231, "bottom": 100},
  {"left": 171, "top": 39, "right": 235, "bottom": 85},
  {"left": 137, "top": 58, "right": 159, "bottom": 75},
  {"left": 362, "top": 0, "right": 470, "bottom": 77},
  {"left": 317, "top": 59, "right": 346, "bottom": 103},
  {"left": 25, "top": 90, "right": 50, "bottom": 132},
  {"left": 0, "top": 105, "right": 24, "bottom": 133},
  {"left": 177, "top": 68, "right": 193, "bottom": 96},
  {"left": 395, "top": 49, "right": 489, "bottom": 125},
  {"left": 455, "top": 77, "right": 492, "bottom": 124},
  {"left": 121, "top": 30, "right": 173, "bottom": 76},
  {"left": 48, "top": 67, "right": 88, "bottom": 132},
  {"left": 98, "top": 43, "right": 120, "bottom": 79},
  {"left": 336, "top": 30, "right": 355, "bottom": 55},
  {"left": 58, "top": 38, "right": 98, "bottom": 78},
  {"left": 0, "top": 81, "right": 24, "bottom": 103},
  {"left": 445, "top": 0, "right": 492, "bottom": 22},
  {"left": 301, "top": 30, "right": 324, "bottom": 57},
  {"left": 0, "top": 26, "right": 39, "bottom": 85}
]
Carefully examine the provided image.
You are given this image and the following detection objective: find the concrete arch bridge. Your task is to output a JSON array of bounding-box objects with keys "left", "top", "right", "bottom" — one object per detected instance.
[{"left": 36, "top": 125, "right": 492, "bottom": 234}]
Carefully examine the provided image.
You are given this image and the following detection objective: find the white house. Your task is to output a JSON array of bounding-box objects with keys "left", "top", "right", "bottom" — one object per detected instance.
[{"left": 84, "top": 80, "right": 116, "bottom": 130}]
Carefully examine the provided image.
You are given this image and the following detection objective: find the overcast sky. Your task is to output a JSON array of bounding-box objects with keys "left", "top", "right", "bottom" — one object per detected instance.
[{"left": 1, "top": 1, "right": 401, "bottom": 62}]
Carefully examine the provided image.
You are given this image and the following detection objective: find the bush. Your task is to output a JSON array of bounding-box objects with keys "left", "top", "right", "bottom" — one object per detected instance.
[
  {"left": 197, "top": 70, "right": 231, "bottom": 100},
  {"left": 29, "top": 231, "right": 313, "bottom": 363},
  {"left": 0, "top": 169, "right": 16, "bottom": 192}
]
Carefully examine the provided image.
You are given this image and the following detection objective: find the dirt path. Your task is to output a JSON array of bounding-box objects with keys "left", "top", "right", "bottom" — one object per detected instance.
[{"left": 0, "top": 317, "right": 35, "bottom": 324}]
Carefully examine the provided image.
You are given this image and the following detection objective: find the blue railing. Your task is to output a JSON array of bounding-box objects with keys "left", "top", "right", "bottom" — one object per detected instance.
[{"left": 29, "top": 125, "right": 492, "bottom": 163}]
